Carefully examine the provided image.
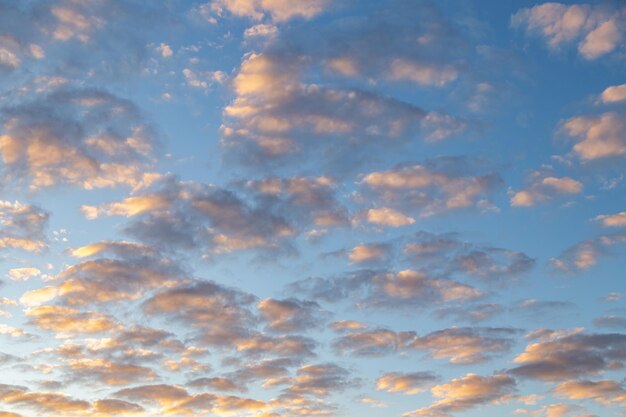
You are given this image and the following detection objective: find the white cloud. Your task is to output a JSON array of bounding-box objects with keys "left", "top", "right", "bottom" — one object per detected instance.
[
  {"left": 366, "top": 208, "right": 415, "bottom": 228},
  {"left": 7, "top": 267, "right": 41, "bottom": 281},
  {"left": 562, "top": 112, "right": 626, "bottom": 160},
  {"left": 512, "top": 3, "right": 625, "bottom": 60},
  {"left": 511, "top": 173, "right": 583, "bottom": 207},
  {"left": 594, "top": 212, "right": 626, "bottom": 228},
  {"left": 600, "top": 84, "right": 626, "bottom": 104},
  {"left": 158, "top": 43, "right": 173, "bottom": 58},
  {"left": 206, "top": 0, "right": 331, "bottom": 22}
]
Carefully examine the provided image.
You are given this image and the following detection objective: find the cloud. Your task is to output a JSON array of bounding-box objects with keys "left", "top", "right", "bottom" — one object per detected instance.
[
  {"left": 511, "top": 3, "right": 626, "bottom": 60},
  {"left": 0, "top": 2, "right": 622, "bottom": 416},
  {"left": 449, "top": 248, "right": 535, "bottom": 282},
  {"left": 26, "top": 305, "right": 117, "bottom": 335},
  {"left": 332, "top": 325, "right": 516, "bottom": 363},
  {"left": 0, "top": 411, "right": 24, "bottom": 417},
  {"left": 143, "top": 280, "right": 257, "bottom": 346},
  {"left": 234, "top": 334, "right": 317, "bottom": 358},
  {"left": 258, "top": 298, "right": 329, "bottom": 333},
  {"left": 332, "top": 327, "right": 416, "bottom": 357},
  {"left": 114, "top": 384, "right": 189, "bottom": 407},
  {"left": 510, "top": 171, "right": 583, "bottom": 207},
  {"left": 348, "top": 243, "right": 392, "bottom": 264},
  {"left": 0, "top": 37, "right": 23, "bottom": 71},
  {"left": 404, "top": 373, "right": 516, "bottom": 417},
  {"left": 284, "top": 363, "right": 352, "bottom": 397},
  {"left": 0, "top": 0, "right": 174, "bottom": 83},
  {"left": 515, "top": 403, "right": 580, "bottom": 417},
  {"left": 0, "top": 88, "right": 156, "bottom": 189},
  {"left": 278, "top": 0, "right": 476, "bottom": 87},
  {"left": 182, "top": 68, "right": 227, "bottom": 90},
  {"left": 157, "top": 43, "right": 172, "bottom": 58},
  {"left": 240, "top": 175, "right": 350, "bottom": 229},
  {"left": 600, "top": 83, "right": 626, "bottom": 104},
  {"left": 561, "top": 112, "right": 626, "bottom": 160},
  {"left": 0, "top": 200, "right": 48, "bottom": 253},
  {"left": 513, "top": 299, "right": 575, "bottom": 318},
  {"left": 93, "top": 399, "right": 144, "bottom": 415},
  {"left": 602, "top": 292, "right": 622, "bottom": 302},
  {"left": 594, "top": 212, "right": 626, "bottom": 227},
  {"left": 82, "top": 194, "right": 171, "bottom": 219},
  {"left": 222, "top": 53, "right": 466, "bottom": 171},
  {"left": 114, "top": 383, "right": 269, "bottom": 415},
  {"left": 554, "top": 379, "right": 626, "bottom": 406},
  {"left": 0, "top": 298, "right": 16, "bottom": 318},
  {"left": 406, "top": 327, "right": 518, "bottom": 364},
  {"left": 510, "top": 329, "right": 626, "bottom": 380},
  {"left": 0, "top": 384, "right": 90, "bottom": 415},
  {"left": 376, "top": 372, "right": 438, "bottom": 395},
  {"left": 218, "top": 0, "right": 481, "bottom": 173},
  {"left": 329, "top": 320, "right": 367, "bottom": 332},
  {"left": 360, "top": 157, "right": 502, "bottom": 217},
  {"left": 226, "top": 358, "right": 292, "bottom": 388},
  {"left": 289, "top": 268, "right": 483, "bottom": 309},
  {"left": 188, "top": 377, "right": 244, "bottom": 393},
  {"left": 203, "top": 0, "right": 331, "bottom": 22},
  {"left": 244, "top": 23, "right": 278, "bottom": 39},
  {"left": 90, "top": 177, "right": 299, "bottom": 255},
  {"left": 550, "top": 234, "right": 626, "bottom": 272},
  {"left": 434, "top": 303, "right": 504, "bottom": 323},
  {"left": 48, "top": 2, "right": 105, "bottom": 43},
  {"left": 371, "top": 269, "right": 483, "bottom": 306},
  {"left": 403, "top": 231, "right": 535, "bottom": 284},
  {"left": 34, "top": 241, "right": 186, "bottom": 307},
  {"left": 63, "top": 357, "right": 157, "bottom": 386},
  {"left": 388, "top": 59, "right": 458, "bottom": 87},
  {"left": 365, "top": 208, "right": 415, "bottom": 227},
  {"left": 7, "top": 267, "right": 41, "bottom": 281},
  {"left": 144, "top": 282, "right": 318, "bottom": 358},
  {"left": 592, "top": 315, "right": 626, "bottom": 330},
  {"left": 58, "top": 324, "right": 188, "bottom": 368}
]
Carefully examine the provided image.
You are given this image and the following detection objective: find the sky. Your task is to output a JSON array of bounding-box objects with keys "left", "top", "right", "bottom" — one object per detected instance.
[{"left": 0, "top": 0, "right": 625, "bottom": 416}]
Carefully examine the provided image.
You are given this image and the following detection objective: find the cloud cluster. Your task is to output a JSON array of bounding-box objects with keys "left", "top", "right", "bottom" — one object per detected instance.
[
  {"left": 360, "top": 157, "right": 502, "bottom": 217},
  {"left": 551, "top": 234, "right": 626, "bottom": 272},
  {"left": 0, "top": 384, "right": 91, "bottom": 415},
  {"left": 0, "top": 2, "right": 623, "bottom": 417},
  {"left": 376, "top": 372, "right": 438, "bottom": 395},
  {"left": 376, "top": 372, "right": 439, "bottom": 395},
  {"left": 404, "top": 373, "right": 516, "bottom": 417},
  {"left": 144, "top": 280, "right": 257, "bottom": 346},
  {"left": 258, "top": 298, "right": 329, "bottom": 333},
  {"left": 219, "top": 1, "right": 478, "bottom": 173},
  {"left": 510, "top": 171, "right": 582, "bottom": 207},
  {"left": 85, "top": 177, "right": 300, "bottom": 255},
  {"left": 114, "top": 383, "right": 268, "bottom": 416},
  {"left": 222, "top": 53, "right": 465, "bottom": 171},
  {"left": 512, "top": 3, "right": 626, "bottom": 60},
  {"left": 205, "top": 0, "right": 331, "bottom": 22},
  {"left": 594, "top": 212, "right": 626, "bottom": 228},
  {"left": 0, "top": 200, "right": 48, "bottom": 253},
  {"left": 289, "top": 268, "right": 483, "bottom": 309},
  {"left": 332, "top": 324, "right": 517, "bottom": 364},
  {"left": 510, "top": 329, "right": 626, "bottom": 380},
  {"left": 240, "top": 176, "right": 350, "bottom": 229},
  {"left": 554, "top": 379, "right": 626, "bottom": 406},
  {"left": 25, "top": 241, "right": 187, "bottom": 307},
  {"left": 562, "top": 111, "right": 626, "bottom": 161},
  {"left": 0, "top": 88, "right": 156, "bottom": 189},
  {"left": 352, "top": 231, "right": 535, "bottom": 284}
]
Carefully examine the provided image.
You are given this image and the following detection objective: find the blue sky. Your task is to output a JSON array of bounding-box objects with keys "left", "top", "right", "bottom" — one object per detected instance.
[{"left": 0, "top": 1, "right": 625, "bottom": 416}]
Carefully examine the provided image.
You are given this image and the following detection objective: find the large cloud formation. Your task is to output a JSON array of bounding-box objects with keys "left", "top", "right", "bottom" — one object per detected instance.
[{"left": 0, "top": 1, "right": 624, "bottom": 417}]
